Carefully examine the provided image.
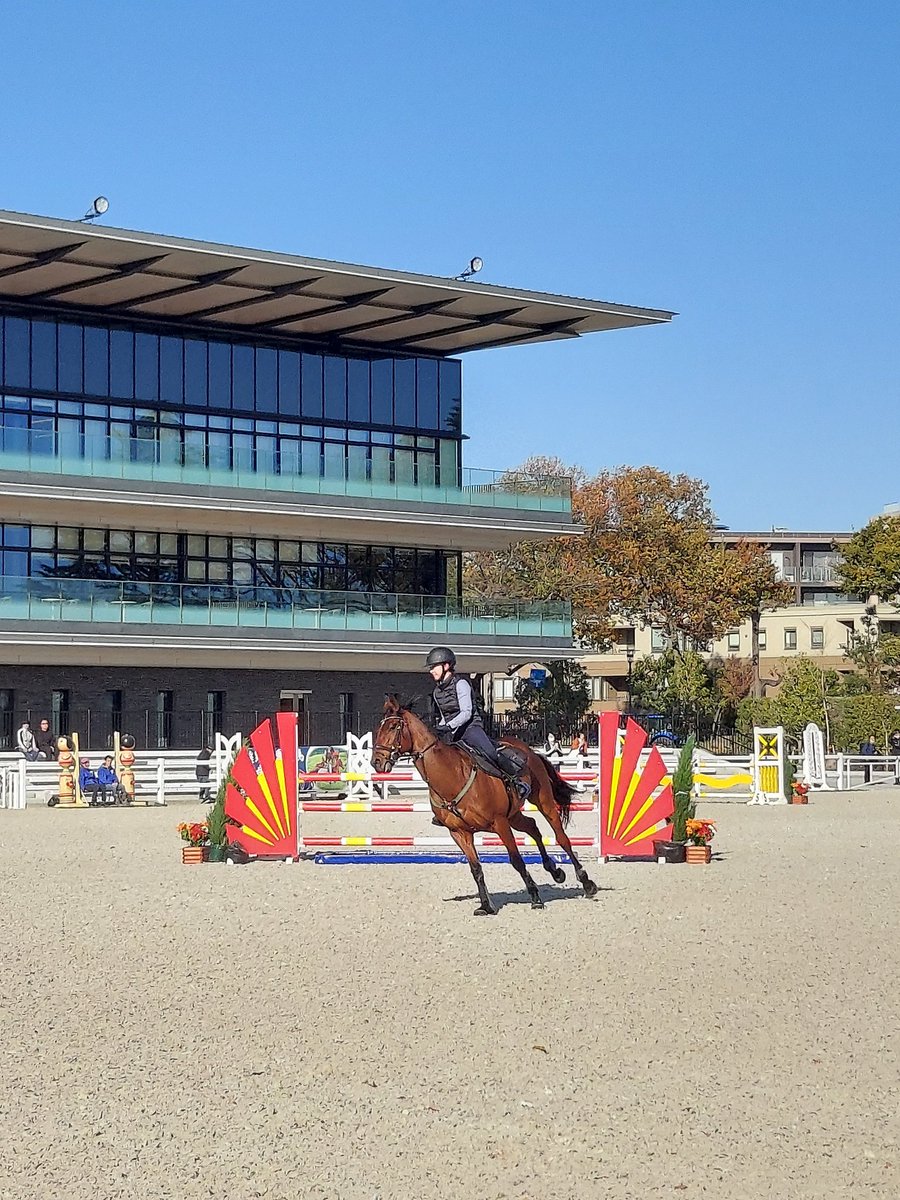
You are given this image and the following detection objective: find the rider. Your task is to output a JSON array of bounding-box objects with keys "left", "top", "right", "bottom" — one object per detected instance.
[{"left": 425, "top": 646, "right": 529, "bottom": 800}]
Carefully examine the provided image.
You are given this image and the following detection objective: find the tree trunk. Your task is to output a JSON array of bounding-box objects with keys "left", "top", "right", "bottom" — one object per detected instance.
[{"left": 750, "top": 610, "right": 763, "bottom": 699}]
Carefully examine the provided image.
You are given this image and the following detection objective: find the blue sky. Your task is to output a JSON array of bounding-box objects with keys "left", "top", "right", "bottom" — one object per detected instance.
[{"left": 2, "top": 1, "right": 898, "bottom": 531}]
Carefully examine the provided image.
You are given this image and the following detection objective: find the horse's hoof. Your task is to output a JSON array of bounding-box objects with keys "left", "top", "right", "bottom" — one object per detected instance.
[
  {"left": 582, "top": 879, "right": 599, "bottom": 898},
  {"left": 474, "top": 906, "right": 497, "bottom": 917},
  {"left": 551, "top": 867, "right": 566, "bottom": 884},
  {"left": 531, "top": 899, "right": 545, "bottom": 910}
]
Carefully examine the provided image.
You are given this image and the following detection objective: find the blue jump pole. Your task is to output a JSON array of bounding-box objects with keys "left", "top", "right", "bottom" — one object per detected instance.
[{"left": 313, "top": 851, "right": 567, "bottom": 866}]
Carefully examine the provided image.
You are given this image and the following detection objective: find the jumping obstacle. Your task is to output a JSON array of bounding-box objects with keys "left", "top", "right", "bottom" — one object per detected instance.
[{"left": 222, "top": 711, "right": 680, "bottom": 866}]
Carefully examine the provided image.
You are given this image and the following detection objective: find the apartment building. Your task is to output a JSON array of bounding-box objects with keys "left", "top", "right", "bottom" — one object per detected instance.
[{"left": 492, "top": 528, "right": 887, "bottom": 714}]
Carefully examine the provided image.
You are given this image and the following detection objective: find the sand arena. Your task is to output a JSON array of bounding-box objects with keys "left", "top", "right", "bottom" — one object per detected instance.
[{"left": 1, "top": 792, "right": 898, "bottom": 1199}]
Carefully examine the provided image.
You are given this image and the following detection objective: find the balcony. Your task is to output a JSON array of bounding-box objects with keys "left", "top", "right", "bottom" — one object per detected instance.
[
  {"left": 799, "top": 566, "right": 840, "bottom": 584},
  {"left": 0, "top": 439, "right": 572, "bottom": 514},
  {"left": 0, "top": 577, "right": 572, "bottom": 639}
]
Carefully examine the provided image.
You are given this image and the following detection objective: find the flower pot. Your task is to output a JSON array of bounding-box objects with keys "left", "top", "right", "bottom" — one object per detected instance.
[
  {"left": 653, "top": 839, "right": 686, "bottom": 864},
  {"left": 207, "top": 844, "right": 225, "bottom": 863},
  {"left": 791, "top": 794, "right": 809, "bottom": 805},
  {"left": 686, "top": 844, "right": 712, "bottom": 865},
  {"left": 182, "top": 845, "right": 205, "bottom": 865}
]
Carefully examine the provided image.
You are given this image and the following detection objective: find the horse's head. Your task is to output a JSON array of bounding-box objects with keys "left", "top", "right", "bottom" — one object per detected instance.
[{"left": 371, "top": 695, "right": 414, "bottom": 773}]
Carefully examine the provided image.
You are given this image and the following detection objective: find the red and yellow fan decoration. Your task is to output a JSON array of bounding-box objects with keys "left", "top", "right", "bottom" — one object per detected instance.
[
  {"left": 598, "top": 713, "right": 674, "bottom": 857},
  {"left": 225, "top": 713, "right": 299, "bottom": 858}
]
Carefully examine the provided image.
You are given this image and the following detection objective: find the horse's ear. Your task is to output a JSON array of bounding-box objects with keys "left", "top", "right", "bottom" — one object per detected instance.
[{"left": 383, "top": 694, "right": 400, "bottom": 714}]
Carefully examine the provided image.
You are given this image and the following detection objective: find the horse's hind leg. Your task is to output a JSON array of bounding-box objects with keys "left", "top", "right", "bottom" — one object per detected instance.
[
  {"left": 532, "top": 777, "right": 599, "bottom": 899},
  {"left": 544, "top": 805, "right": 599, "bottom": 898},
  {"left": 509, "top": 811, "right": 566, "bottom": 884},
  {"left": 492, "top": 817, "right": 544, "bottom": 910},
  {"left": 448, "top": 829, "right": 496, "bottom": 917}
]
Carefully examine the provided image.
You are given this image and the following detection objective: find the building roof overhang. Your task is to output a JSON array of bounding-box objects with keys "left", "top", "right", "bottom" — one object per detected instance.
[{"left": 0, "top": 210, "right": 675, "bottom": 356}]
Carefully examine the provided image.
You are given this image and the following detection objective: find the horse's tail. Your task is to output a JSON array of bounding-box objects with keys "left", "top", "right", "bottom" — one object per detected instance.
[{"left": 536, "top": 753, "right": 575, "bottom": 828}]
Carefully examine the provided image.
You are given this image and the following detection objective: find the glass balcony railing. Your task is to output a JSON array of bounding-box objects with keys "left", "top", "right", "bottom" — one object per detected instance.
[
  {"left": 0, "top": 438, "right": 572, "bottom": 513},
  {"left": 0, "top": 577, "right": 572, "bottom": 639}
]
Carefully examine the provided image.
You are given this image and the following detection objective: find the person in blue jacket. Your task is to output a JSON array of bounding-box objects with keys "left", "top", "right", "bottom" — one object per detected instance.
[
  {"left": 425, "top": 646, "right": 529, "bottom": 800},
  {"left": 97, "top": 755, "right": 119, "bottom": 806},
  {"left": 79, "top": 758, "right": 101, "bottom": 806}
]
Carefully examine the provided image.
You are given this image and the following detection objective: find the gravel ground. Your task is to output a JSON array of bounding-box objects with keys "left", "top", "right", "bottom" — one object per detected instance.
[{"left": 1, "top": 791, "right": 899, "bottom": 1200}]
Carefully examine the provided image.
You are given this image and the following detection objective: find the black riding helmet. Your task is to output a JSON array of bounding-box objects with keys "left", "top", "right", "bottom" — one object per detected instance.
[{"left": 425, "top": 646, "right": 456, "bottom": 669}]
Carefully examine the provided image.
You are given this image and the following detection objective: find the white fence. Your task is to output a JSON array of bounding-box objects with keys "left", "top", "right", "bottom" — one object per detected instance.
[
  {"left": 0, "top": 750, "right": 206, "bottom": 808},
  {"left": 3, "top": 738, "right": 899, "bottom": 811}
]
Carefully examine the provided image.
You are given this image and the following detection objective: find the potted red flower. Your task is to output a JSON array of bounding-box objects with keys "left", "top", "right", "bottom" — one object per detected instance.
[
  {"left": 791, "top": 781, "right": 810, "bottom": 805},
  {"left": 177, "top": 821, "right": 209, "bottom": 864},
  {"left": 684, "top": 818, "right": 715, "bottom": 865}
]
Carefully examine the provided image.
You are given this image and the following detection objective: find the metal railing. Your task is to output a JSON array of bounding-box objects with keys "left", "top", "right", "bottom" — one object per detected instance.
[
  {"left": 0, "top": 436, "right": 572, "bottom": 511},
  {"left": 0, "top": 577, "right": 571, "bottom": 638}
]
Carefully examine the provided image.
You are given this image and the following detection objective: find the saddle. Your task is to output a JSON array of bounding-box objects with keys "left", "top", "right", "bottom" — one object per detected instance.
[{"left": 454, "top": 739, "right": 527, "bottom": 783}]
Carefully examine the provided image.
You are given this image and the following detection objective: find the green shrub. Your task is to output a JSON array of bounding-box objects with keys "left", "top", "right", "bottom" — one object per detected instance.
[{"left": 671, "top": 736, "right": 696, "bottom": 842}]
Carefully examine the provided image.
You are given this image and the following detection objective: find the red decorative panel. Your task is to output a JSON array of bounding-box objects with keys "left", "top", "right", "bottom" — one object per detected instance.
[
  {"left": 225, "top": 713, "right": 298, "bottom": 858},
  {"left": 598, "top": 713, "right": 674, "bottom": 858}
]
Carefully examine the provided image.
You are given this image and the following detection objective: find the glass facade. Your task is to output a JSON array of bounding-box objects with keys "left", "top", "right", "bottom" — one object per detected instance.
[
  {"left": 0, "top": 522, "right": 459, "bottom": 598},
  {"left": 0, "top": 310, "right": 462, "bottom": 488}
]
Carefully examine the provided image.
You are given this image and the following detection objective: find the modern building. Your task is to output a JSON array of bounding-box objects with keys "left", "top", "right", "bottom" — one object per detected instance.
[{"left": 0, "top": 209, "right": 672, "bottom": 747}]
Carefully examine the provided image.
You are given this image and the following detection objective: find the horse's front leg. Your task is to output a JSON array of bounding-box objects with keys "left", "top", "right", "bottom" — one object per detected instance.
[{"left": 448, "top": 828, "right": 496, "bottom": 916}]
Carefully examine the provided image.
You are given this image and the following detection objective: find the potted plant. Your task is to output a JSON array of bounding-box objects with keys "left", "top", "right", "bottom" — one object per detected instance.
[
  {"left": 654, "top": 736, "right": 695, "bottom": 864},
  {"left": 685, "top": 818, "right": 716, "bottom": 864},
  {"left": 791, "top": 780, "right": 810, "bottom": 805},
  {"left": 206, "top": 777, "right": 228, "bottom": 862},
  {"left": 177, "top": 821, "right": 209, "bottom": 864}
]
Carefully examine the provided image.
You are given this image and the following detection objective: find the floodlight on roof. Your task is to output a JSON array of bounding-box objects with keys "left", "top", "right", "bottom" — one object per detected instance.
[
  {"left": 80, "top": 196, "right": 110, "bottom": 223},
  {"left": 455, "top": 256, "right": 483, "bottom": 281}
]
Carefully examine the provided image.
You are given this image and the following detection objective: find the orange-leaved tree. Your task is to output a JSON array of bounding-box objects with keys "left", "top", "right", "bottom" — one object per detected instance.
[{"left": 464, "top": 462, "right": 788, "bottom": 653}]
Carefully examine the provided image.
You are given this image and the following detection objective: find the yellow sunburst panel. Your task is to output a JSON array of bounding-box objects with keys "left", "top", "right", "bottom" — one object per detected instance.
[
  {"left": 224, "top": 713, "right": 299, "bottom": 857},
  {"left": 599, "top": 714, "right": 674, "bottom": 856}
]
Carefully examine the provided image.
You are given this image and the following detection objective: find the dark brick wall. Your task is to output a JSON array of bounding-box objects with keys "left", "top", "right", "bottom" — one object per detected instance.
[{"left": 0, "top": 664, "right": 426, "bottom": 749}]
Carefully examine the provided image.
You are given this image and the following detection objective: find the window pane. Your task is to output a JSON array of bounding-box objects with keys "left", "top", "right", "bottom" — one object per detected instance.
[
  {"left": 232, "top": 344, "right": 254, "bottom": 411},
  {"left": 278, "top": 350, "right": 300, "bottom": 418},
  {"left": 371, "top": 358, "right": 392, "bottom": 424},
  {"left": 134, "top": 333, "right": 159, "bottom": 401},
  {"left": 301, "top": 353, "right": 323, "bottom": 419},
  {"left": 438, "top": 438, "right": 459, "bottom": 487},
  {"left": 159, "top": 336, "right": 184, "bottom": 404},
  {"left": 3, "top": 317, "right": 30, "bottom": 387},
  {"left": 416, "top": 358, "right": 439, "bottom": 429},
  {"left": 348, "top": 443, "right": 368, "bottom": 482},
  {"left": 208, "top": 341, "right": 231, "bottom": 408},
  {"left": 439, "top": 359, "right": 462, "bottom": 431},
  {"left": 31, "top": 320, "right": 57, "bottom": 391},
  {"left": 83, "top": 326, "right": 109, "bottom": 396},
  {"left": 323, "top": 441, "right": 345, "bottom": 478},
  {"left": 347, "top": 359, "right": 369, "bottom": 423},
  {"left": 395, "top": 446, "right": 414, "bottom": 484},
  {"left": 58, "top": 323, "right": 83, "bottom": 393},
  {"left": 371, "top": 444, "right": 391, "bottom": 482},
  {"left": 324, "top": 355, "right": 347, "bottom": 422},
  {"left": 255, "top": 347, "right": 277, "bottom": 415},
  {"left": 394, "top": 358, "right": 415, "bottom": 426},
  {"left": 109, "top": 329, "right": 134, "bottom": 398},
  {"left": 184, "top": 339, "right": 208, "bottom": 407}
]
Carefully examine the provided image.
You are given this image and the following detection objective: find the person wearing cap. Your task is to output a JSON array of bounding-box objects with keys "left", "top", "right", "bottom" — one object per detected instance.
[
  {"left": 425, "top": 646, "right": 529, "bottom": 800},
  {"left": 79, "top": 758, "right": 101, "bottom": 806}
]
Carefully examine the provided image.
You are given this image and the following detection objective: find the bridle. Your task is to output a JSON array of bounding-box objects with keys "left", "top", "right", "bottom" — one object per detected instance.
[{"left": 373, "top": 713, "right": 438, "bottom": 769}]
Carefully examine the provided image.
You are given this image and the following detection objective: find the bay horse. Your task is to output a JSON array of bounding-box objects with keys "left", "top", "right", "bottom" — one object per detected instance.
[{"left": 371, "top": 696, "right": 599, "bottom": 915}]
